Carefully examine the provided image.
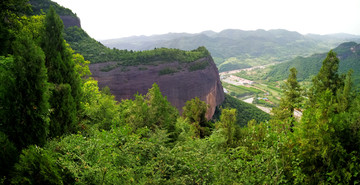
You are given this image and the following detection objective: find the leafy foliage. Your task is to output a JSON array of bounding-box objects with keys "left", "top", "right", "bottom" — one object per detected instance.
[
  {"left": 272, "top": 67, "right": 303, "bottom": 121},
  {"left": 0, "top": 0, "right": 31, "bottom": 55},
  {"left": 41, "top": 7, "right": 82, "bottom": 138},
  {"left": 182, "top": 97, "right": 211, "bottom": 138},
  {"left": 11, "top": 145, "right": 74, "bottom": 185},
  {"left": 0, "top": 131, "right": 18, "bottom": 178},
  {"left": 189, "top": 60, "right": 209, "bottom": 71},
  {"left": 0, "top": 30, "right": 50, "bottom": 148},
  {"left": 120, "top": 84, "right": 178, "bottom": 135}
]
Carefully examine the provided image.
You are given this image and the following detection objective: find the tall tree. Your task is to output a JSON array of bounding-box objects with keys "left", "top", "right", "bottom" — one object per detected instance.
[
  {"left": 41, "top": 6, "right": 82, "bottom": 137},
  {"left": 182, "top": 97, "right": 210, "bottom": 138},
  {"left": 292, "top": 50, "right": 360, "bottom": 183},
  {"left": 272, "top": 67, "right": 302, "bottom": 122},
  {"left": 0, "top": 31, "right": 49, "bottom": 148},
  {"left": 215, "top": 108, "right": 237, "bottom": 146},
  {"left": 146, "top": 83, "right": 178, "bottom": 133},
  {"left": 310, "top": 50, "right": 343, "bottom": 104}
]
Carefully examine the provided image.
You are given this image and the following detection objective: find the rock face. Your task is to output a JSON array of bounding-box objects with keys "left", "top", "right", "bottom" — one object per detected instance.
[
  {"left": 89, "top": 56, "right": 225, "bottom": 119},
  {"left": 60, "top": 15, "right": 81, "bottom": 28}
]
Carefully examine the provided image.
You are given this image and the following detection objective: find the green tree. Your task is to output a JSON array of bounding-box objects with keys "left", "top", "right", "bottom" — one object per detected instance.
[
  {"left": 119, "top": 83, "right": 178, "bottom": 135},
  {"left": 72, "top": 52, "right": 91, "bottom": 79},
  {"left": 11, "top": 145, "right": 73, "bottom": 185},
  {"left": 42, "top": 6, "right": 82, "bottom": 104},
  {"left": 182, "top": 97, "right": 210, "bottom": 138},
  {"left": 310, "top": 50, "right": 343, "bottom": 104},
  {"left": 82, "top": 79, "right": 120, "bottom": 131},
  {"left": 145, "top": 83, "right": 178, "bottom": 134},
  {"left": 0, "top": 131, "right": 18, "bottom": 179},
  {"left": 41, "top": 6, "right": 82, "bottom": 137},
  {"left": 272, "top": 67, "right": 302, "bottom": 124},
  {"left": 291, "top": 51, "right": 360, "bottom": 184},
  {"left": 49, "top": 84, "right": 76, "bottom": 136},
  {"left": 0, "top": 30, "right": 49, "bottom": 148},
  {"left": 0, "top": 0, "right": 31, "bottom": 55},
  {"left": 215, "top": 108, "right": 237, "bottom": 146}
]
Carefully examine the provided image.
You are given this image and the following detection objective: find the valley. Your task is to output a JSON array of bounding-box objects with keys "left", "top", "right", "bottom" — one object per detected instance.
[{"left": 220, "top": 63, "right": 282, "bottom": 114}]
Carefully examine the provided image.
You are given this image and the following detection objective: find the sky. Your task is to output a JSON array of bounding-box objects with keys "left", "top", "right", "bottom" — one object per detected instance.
[{"left": 52, "top": 0, "right": 360, "bottom": 40}]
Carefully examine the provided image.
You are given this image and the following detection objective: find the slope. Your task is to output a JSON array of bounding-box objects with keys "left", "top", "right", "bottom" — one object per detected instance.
[
  {"left": 266, "top": 42, "right": 360, "bottom": 87},
  {"left": 213, "top": 94, "right": 271, "bottom": 127}
]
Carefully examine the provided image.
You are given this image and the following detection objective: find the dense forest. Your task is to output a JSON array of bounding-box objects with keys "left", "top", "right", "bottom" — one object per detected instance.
[{"left": 1, "top": 0, "right": 360, "bottom": 184}]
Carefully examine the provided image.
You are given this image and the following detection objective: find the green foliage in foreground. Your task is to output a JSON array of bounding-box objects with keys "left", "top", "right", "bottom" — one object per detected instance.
[{"left": 3, "top": 48, "right": 360, "bottom": 184}]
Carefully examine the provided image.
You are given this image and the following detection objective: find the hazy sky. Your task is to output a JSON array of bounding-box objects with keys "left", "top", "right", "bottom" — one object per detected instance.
[{"left": 52, "top": 0, "right": 360, "bottom": 40}]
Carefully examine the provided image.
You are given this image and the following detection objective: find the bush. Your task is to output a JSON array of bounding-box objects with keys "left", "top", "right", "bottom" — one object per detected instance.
[
  {"left": 189, "top": 60, "right": 209, "bottom": 71},
  {"left": 159, "top": 67, "right": 178, "bottom": 75},
  {"left": 11, "top": 145, "right": 74, "bottom": 185}
]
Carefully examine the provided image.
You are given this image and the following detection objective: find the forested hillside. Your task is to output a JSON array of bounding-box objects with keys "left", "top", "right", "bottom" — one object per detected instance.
[
  {"left": 267, "top": 42, "right": 360, "bottom": 87},
  {"left": 1, "top": 0, "right": 360, "bottom": 184}
]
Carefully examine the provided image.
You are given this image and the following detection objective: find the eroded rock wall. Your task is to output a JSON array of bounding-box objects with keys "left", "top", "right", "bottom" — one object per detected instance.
[
  {"left": 60, "top": 15, "right": 81, "bottom": 28},
  {"left": 89, "top": 56, "right": 224, "bottom": 119}
]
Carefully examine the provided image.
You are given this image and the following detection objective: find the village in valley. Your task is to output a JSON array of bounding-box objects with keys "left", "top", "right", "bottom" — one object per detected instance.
[
  {"left": 220, "top": 66, "right": 303, "bottom": 117},
  {"left": 220, "top": 67, "right": 275, "bottom": 114}
]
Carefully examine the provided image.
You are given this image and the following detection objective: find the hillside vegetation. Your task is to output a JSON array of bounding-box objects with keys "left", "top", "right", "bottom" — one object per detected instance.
[
  {"left": 267, "top": 42, "right": 360, "bottom": 87},
  {"left": 214, "top": 94, "right": 271, "bottom": 127},
  {"left": 29, "top": 0, "right": 76, "bottom": 16}
]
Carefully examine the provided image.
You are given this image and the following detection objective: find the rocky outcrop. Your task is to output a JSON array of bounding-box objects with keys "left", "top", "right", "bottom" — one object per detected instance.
[
  {"left": 60, "top": 15, "right": 81, "bottom": 28},
  {"left": 89, "top": 56, "right": 225, "bottom": 120}
]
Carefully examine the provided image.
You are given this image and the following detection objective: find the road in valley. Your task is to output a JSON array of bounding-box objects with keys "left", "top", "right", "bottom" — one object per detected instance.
[{"left": 243, "top": 97, "right": 272, "bottom": 114}]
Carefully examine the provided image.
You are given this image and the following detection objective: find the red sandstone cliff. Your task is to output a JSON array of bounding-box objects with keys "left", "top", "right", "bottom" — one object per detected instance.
[{"left": 89, "top": 56, "right": 224, "bottom": 119}]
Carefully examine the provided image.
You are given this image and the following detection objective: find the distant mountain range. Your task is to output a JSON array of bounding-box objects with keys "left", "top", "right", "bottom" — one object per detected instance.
[
  {"left": 266, "top": 42, "right": 360, "bottom": 87},
  {"left": 101, "top": 29, "right": 360, "bottom": 72}
]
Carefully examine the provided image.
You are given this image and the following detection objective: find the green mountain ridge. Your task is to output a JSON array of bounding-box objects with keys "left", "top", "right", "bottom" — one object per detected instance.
[
  {"left": 101, "top": 29, "right": 360, "bottom": 72},
  {"left": 266, "top": 42, "right": 360, "bottom": 87}
]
